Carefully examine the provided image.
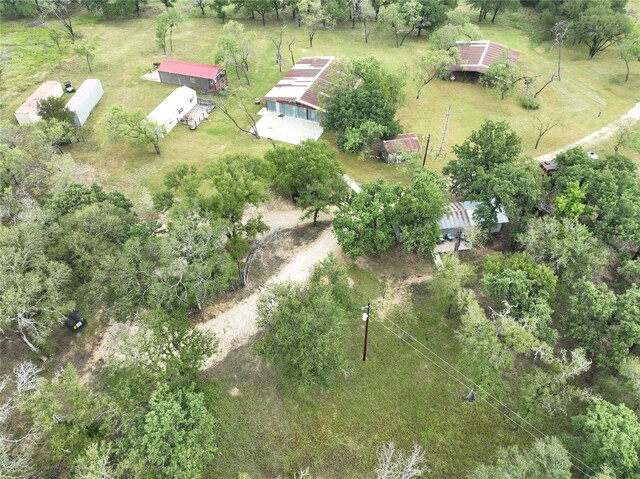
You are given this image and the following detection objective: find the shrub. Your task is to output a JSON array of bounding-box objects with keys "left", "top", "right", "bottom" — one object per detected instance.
[{"left": 519, "top": 95, "right": 540, "bottom": 110}]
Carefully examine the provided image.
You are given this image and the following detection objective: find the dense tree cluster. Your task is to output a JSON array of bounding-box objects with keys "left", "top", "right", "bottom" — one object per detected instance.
[{"left": 333, "top": 168, "right": 448, "bottom": 259}]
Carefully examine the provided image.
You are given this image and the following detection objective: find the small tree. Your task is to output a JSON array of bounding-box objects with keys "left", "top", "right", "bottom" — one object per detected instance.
[
  {"left": 215, "top": 21, "right": 254, "bottom": 84},
  {"left": 271, "top": 23, "right": 286, "bottom": 72},
  {"left": 533, "top": 116, "right": 559, "bottom": 149},
  {"left": 216, "top": 90, "right": 261, "bottom": 139},
  {"left": 192, "top": 0, "right": 211, "bottom": 14},
  {"left": 470, "top": 437, "right": 572, "bottom": 479},
  {"left": 430, "top": 253, "right": 474, "bottom": 316},
  {"left": 73, "top": 39, "right": 96, "bottom": 72},
  {"left": 41, "top": 0, "right": 78, "bottom": 40},
  {"left": 551, "top": 20, "right": 569, "bottom": 80},
  {"left": 49, "top": 28, "right": 64, "bottom": 52},
  {"left": 619, "top": 38, "right": 640, "bottom": 82},
  {"left": 481, "top": 58, "right": 523, "bottom": 100},
  {"left": 297, "top": 0, "right": 332, "bottom": 48},
  {"left": 104, "top": 106, "right": 166, "bottom": 155},
  {"left": 414, "top": 49, "right": 460, "bottom": 99},
  {"left": 377, "top": 0, "right": 421, "bottom": 48},
  {"left": 361, "top": 0, "right": 375, "bottom": 43},
  {"left": 156, "top": 9, "right": 182, "bottom": 54},
  {"left": 36, "top": 96, "right": 75, "bottom": 124},
  {"left": 265, "top": 140, "right": 348, "bottom": 225},
  {"left": 375, "top": 442, "right": 428, "bottom": 479}
]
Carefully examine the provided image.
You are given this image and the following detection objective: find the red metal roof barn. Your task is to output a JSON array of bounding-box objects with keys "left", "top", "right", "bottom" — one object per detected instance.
[{"left": 157, "top": 59, "right": 227, "bottom": 93}]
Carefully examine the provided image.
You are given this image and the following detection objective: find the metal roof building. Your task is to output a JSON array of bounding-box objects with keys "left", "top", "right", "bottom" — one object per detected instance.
[
  {"left": 438, "top": 201, "right": 509, "bottom": 233},
  {"left": 157, "top": 59, "right": 227, "bottom": 93},
  {"left": 381, "top": 134, "right": 422, "bottom": 163},
  {"left": 66, "top": 79, "right": 103, "bottom": 126},
  {"left": 14, "top": 81, "right": 64, "bottom": 125},
  {"left": 264, "top": 56, "right": 335, "bottom": 123},
  {"left": 147, "top": 86, "right": 197, "bottom": 134},
  {"left": 452, "top": 40, "right": 520, "bottom": 74}
]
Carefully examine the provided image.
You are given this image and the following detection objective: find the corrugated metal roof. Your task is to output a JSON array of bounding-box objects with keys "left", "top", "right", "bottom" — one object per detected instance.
[
  {"left": 65, "top": 79, "right": 102, "bottom": 112},
  {"left": 264, "top": 56, "right": 335, "bottom": 109},
  {"left": 158, "top": 59, "right": 224, "bottom": 80},
  {"left": 382, "top": 134, "right": 421, "bottom": 155},
  {"left": 438, "top": 201, "right": 509, "bottom": 230},
  {"left": 452, "top": 41, "right": 520, "bottom": 73},
  {"left": 15, "top": 81, "right": 63, "bottom": 114}
]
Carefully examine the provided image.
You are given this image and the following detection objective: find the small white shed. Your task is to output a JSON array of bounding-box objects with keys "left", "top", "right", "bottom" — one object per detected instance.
[
  {"left": 14, "top": 81, "right": 64, "bottom": 125},
  {"left": 66, "top": 79, "right": 104, "bottom": 126},
  {"left": 147, "top": 86, "right": 197, "bottom": 134}
]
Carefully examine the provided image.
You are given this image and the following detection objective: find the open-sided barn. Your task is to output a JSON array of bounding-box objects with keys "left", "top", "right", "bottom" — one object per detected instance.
[
  {"left": 157, "top": 59, "right": 227, "bottom": 93},
  {"left": 263, "top": 56, "right": 335, "bottom": 123},
  {"left": 66, "top": 79, "right": 103, "bottom": 126},
  {"left": 14, "top": 81, "right": 63, "bottom": 125},
  {"left": 451, "top": 40, "right": 520, "bottom": 74}
]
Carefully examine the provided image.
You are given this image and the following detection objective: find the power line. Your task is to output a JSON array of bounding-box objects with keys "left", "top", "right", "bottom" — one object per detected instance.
[{"left": 375, "top": 317, "right": 598, "bottom": 477}]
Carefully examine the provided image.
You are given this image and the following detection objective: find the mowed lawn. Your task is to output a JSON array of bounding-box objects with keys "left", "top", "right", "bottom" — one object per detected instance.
[{"left": 2, "top": 1, "right": 640, "bottom": 204}]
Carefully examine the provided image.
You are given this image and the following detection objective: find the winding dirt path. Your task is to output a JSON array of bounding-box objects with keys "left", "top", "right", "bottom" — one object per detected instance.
[
  {"left": 536, "top": 102, "right": 640, "bottom": 163},
  {"left": 197, "top": 226, "right": 340, "bottom": 368}
]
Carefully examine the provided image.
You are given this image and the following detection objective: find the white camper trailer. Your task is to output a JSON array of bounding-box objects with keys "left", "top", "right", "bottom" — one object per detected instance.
[
  {"left": 66, "top": 79, "right": 104, "bottom": 126},
  {"left": 147, "top": 86, "right": 197, "bottom": 134},
  {"left": 14, "top": 81, "right": 64, "bottom": 125}
]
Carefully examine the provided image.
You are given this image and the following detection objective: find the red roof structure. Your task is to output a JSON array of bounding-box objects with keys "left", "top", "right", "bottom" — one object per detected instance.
[
  {"left": 381, "top": 134, "right": 421, "bottom": 155},
  {"left": 158, "top": 59, "right": 224, "bottom": 80},
  {"left": 452, "top": 40, "right": 520, "bottom": 73},
  {"left": 264, "top": 57, "right": 335, "bottom": 110}
]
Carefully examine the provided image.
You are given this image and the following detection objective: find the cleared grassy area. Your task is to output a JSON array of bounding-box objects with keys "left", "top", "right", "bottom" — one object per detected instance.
[
  {"left": 2, "top": 2, "right": 639, "bottom": 201},
  {"left": 210, "top": 263, "right": 519, "bottom": 478},
  {"left": 209, "top": 252, "right": 576, "bottom": 478}
]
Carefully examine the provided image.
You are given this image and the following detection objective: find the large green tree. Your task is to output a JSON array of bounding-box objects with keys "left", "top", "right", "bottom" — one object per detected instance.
[
  {"left": 123, "top": 384, "right": 217, "bottom": 479},
  {"left": 333, "top": 179, "right": 400, "bottom": 259},
  {"left": 572, "top": 1, "right": 633, "bottom": 59},
  {"left": 0, "top": 222, "right": 74, "bottom": 352},
  {"left": 564, "top": 281, "right": 640, "bottom": 368},
  {"left": 482, "top": 252, "right": 558, "bottom": 343},
  {"left": 444, "top": 120, "right": 542, "bottom": 230},
  {"left": 575, "top": 399, "right": 640, "bottom": 478},
  {"left": 324, "top": 88, "right": 401, "bottom": 154},
  {"left": 395, "top": 168, "right": 448, "bottom": 257},
  {"left": 265, "top": 140, "right": 348, "bottom": 225},
  {"left": 254, "top": 255, "right": 351, "bottom": 389},
  {"left": 518, "top": 216, "right": 609, "bottom": 280}
]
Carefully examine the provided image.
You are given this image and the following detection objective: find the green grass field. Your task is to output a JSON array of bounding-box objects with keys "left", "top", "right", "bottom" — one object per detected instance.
[
  {"left": 2, "top": 1, "right": 639, "bottom": 205},
  {"left": 209, "top": 255, "right": 574, "bottom": 478}
]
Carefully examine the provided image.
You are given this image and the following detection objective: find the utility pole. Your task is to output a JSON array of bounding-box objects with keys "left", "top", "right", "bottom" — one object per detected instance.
[
  {"left": 362, "top": 303, "right": 370, "bottom": 361},
  {"left": 422, "top": 133, "right": 430, "bottom": 167}
]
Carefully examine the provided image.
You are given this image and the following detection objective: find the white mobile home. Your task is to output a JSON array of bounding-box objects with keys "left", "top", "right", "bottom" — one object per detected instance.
[
  {"left": 147, "top": 86, "right": 197, "bottom": 134},
  {"left": 14, "top": 81, "right": 64, "bottom": 125},
  {"left": 66, "top": 79, "right": 104, "bottom": 126}
]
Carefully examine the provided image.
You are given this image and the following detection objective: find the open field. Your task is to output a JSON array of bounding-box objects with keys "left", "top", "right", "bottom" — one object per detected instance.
[{"left": 2, "top": 1, "right": 640, "bottom": 203}]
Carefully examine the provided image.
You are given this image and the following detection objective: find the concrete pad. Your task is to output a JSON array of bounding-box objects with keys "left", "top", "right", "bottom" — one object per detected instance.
[
  {"left": 255, "top": 111, "right": 323, "bottom": 145},
  {"left": 141, "top": 70, "right": 160, "bottom": 82},
  {"left": 434, "top": 240, "right": 471, "bottom": 253}
]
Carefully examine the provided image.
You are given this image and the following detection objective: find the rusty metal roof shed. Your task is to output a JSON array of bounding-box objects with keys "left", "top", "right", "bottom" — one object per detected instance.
[
  {"left": 382, "top": 134, "right": 421, "bottom": 155},
  {"left": 264, "top": 56, "right": 335, "bottom": 110}
]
